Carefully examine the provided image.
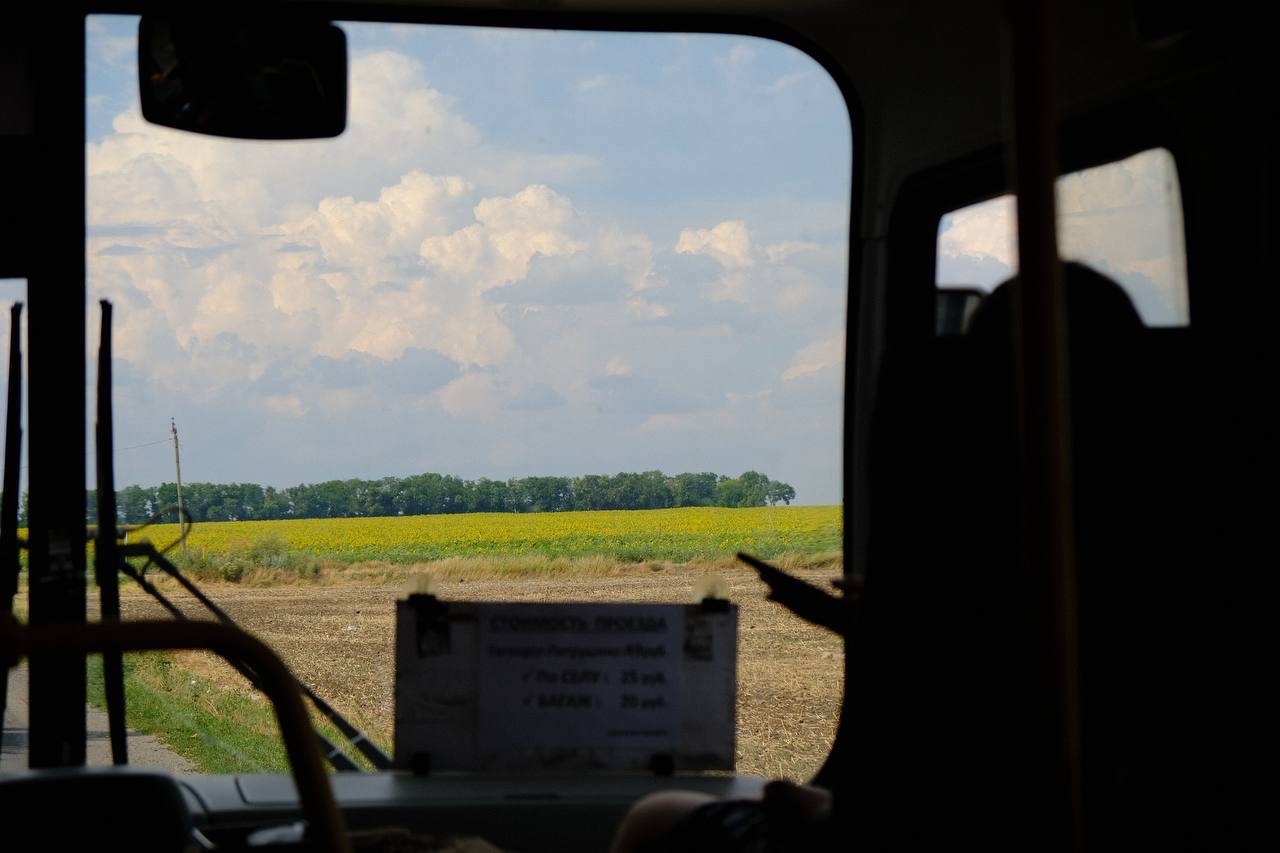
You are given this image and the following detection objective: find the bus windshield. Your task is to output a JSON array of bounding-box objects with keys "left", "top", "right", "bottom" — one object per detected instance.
[{"left": 81, "top": 16, "right": 851, "bottom": 779}]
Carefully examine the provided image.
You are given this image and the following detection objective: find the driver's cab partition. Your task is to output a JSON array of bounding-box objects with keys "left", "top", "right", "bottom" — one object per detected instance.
[{"left": 394, "top": 596, "right": 737, "bottom": 775}]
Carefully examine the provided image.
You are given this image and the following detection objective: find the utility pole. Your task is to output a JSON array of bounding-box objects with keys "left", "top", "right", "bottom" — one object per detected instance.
[{"left": 171, "top": 417, "right": 185, "bottom": 551}]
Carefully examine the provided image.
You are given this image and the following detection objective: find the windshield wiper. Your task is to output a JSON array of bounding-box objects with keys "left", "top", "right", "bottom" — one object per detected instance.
[
  {"left": 111, "top": 548, "right": 365, "bottom": 772},
  {"left": 94, "top": 300, "right": 388, "bottom": 773},
  {"left": 120, "top": 536, "right": 391, "bottom": 771},
  {"left": 94, "top": 301, "right": 130, "bottom": 765}
]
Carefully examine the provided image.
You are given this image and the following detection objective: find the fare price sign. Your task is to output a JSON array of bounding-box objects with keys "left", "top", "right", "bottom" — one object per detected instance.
[
  {"left": 478, "top": 606, "right": 681, "bottom": 751},
  {"left": 394, "top": 599, "right": 737, "bottom": 772}
]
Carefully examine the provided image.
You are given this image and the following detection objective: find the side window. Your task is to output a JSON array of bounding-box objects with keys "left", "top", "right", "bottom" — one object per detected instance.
[{"left": 935, "top": 148, "right": 1189, "bottom": 332}]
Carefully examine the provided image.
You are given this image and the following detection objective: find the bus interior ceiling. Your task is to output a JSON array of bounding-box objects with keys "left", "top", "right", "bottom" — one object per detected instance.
[{"left": 2, "top": 1, "right": 1276, "bottom": 852}]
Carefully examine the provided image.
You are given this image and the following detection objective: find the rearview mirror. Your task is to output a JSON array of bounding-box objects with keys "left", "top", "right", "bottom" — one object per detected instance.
[{"left": 138, "top": 16, "right": 347, "bottom": 140}]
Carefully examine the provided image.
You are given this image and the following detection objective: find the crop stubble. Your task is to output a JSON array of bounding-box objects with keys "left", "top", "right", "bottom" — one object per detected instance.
[{"left": 117, "top": 561, "right": 844, "bottom": 781}]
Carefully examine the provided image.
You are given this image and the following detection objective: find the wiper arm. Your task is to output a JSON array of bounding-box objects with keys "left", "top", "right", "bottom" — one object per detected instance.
[
  {"left": 113, "top": 555, "right": 361, "bottom": 772},
  {"left": 119, "top": 539, "right": 391, "bottom": 771}
]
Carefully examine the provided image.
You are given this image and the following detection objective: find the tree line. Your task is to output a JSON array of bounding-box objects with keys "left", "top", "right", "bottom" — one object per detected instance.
[{"left": 10, "top": 471, "right": 796, "bottom": 525}]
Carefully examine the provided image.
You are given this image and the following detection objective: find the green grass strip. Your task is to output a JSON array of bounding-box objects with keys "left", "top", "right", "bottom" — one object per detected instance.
[
  {"left": 86, "top": 653, "right": 387, "bottom": 774},
  {"left": 87, "top": 653, "right": 290, "bottom": 773}
]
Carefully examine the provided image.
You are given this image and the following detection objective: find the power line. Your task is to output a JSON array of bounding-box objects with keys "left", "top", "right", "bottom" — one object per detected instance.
[
  {"left": 13, "top": 438, "right": 170, "bottom": 471},
  {"left": 118, "top": 437, "right": 170, "bottom": 452}
]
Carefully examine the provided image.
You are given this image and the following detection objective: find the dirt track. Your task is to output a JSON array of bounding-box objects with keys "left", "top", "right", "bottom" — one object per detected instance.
[{"left": 117, "top": 562, "right": 845, "bottom": 781}]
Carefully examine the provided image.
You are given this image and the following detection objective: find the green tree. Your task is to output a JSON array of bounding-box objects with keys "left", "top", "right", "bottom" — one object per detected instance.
[
  {"left": 765, "top": 479, "right": 796, "bottom": 506},
  {"left": 261, "top": 486, "right": 285, "bottom": 519},
  {"left": 522, "top": 476, "right": 573, "bottom": 512},
  {"left": 101, "top": 467, "right": 796, "bottom": 521},
  {"left": 571, "top": 474, "right": 611, "bottom": 510},
  {"left": 467, "top": 478, "right": 510, "bottom": 512},
  {"left": 714, "top": 476, "right": 746, "bottom": 507},
  {"left": 738, "top": 471, "right": 771, "bottom": 506},
  {"left": 117, "top": 485, "right": 148, "bottom": 524},
  {"left": 670, "top": 472, "right": 718, "bottom": 506}
]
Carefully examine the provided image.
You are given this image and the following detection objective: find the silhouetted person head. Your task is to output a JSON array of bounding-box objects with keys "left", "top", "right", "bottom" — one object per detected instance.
[{"left": 967, "top": 261, "right": 1143, "bottom": 342}]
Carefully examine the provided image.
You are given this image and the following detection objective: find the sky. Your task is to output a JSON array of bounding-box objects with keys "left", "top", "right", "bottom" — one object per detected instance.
[
  {"left": 34, "top": 16, "right": 854, "bottom": 504},
  {"left": 0, "top": 20, "right": 1193, "bottom": 507}
]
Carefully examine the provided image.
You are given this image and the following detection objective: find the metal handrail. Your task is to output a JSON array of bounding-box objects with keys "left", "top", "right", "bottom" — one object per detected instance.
[{"left": 1, "top": 615, "right": 352, "bottom": 853}]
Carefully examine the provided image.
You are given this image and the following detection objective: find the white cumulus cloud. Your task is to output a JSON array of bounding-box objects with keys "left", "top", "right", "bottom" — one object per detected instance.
[
  {"left": 765, "top": 240, "right": 819, "bottom": 264},
  {"left": 421, "top": 184, "right": 587, "bottom": 290},
  {"left": 82, "top": 28, "right": 850, "bottom": 504},
  {"left": 675, "top": 220, "right": 754, "bottom": 269},
  {"left": 938, "top": 196, "right": 1017, "bottom": 271},
  {"left": 782, "top": 332, "right": 845, "bottom": 381}
]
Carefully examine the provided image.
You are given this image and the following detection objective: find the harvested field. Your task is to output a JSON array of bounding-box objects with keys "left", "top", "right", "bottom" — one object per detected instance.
[{"left": 115, "top": 558, "right": 844, "bottom": 781}]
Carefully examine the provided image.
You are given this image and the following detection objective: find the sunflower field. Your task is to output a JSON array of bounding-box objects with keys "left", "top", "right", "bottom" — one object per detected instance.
[{"left": 129, "top": 505, "right": 842, "bottom": 565}]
